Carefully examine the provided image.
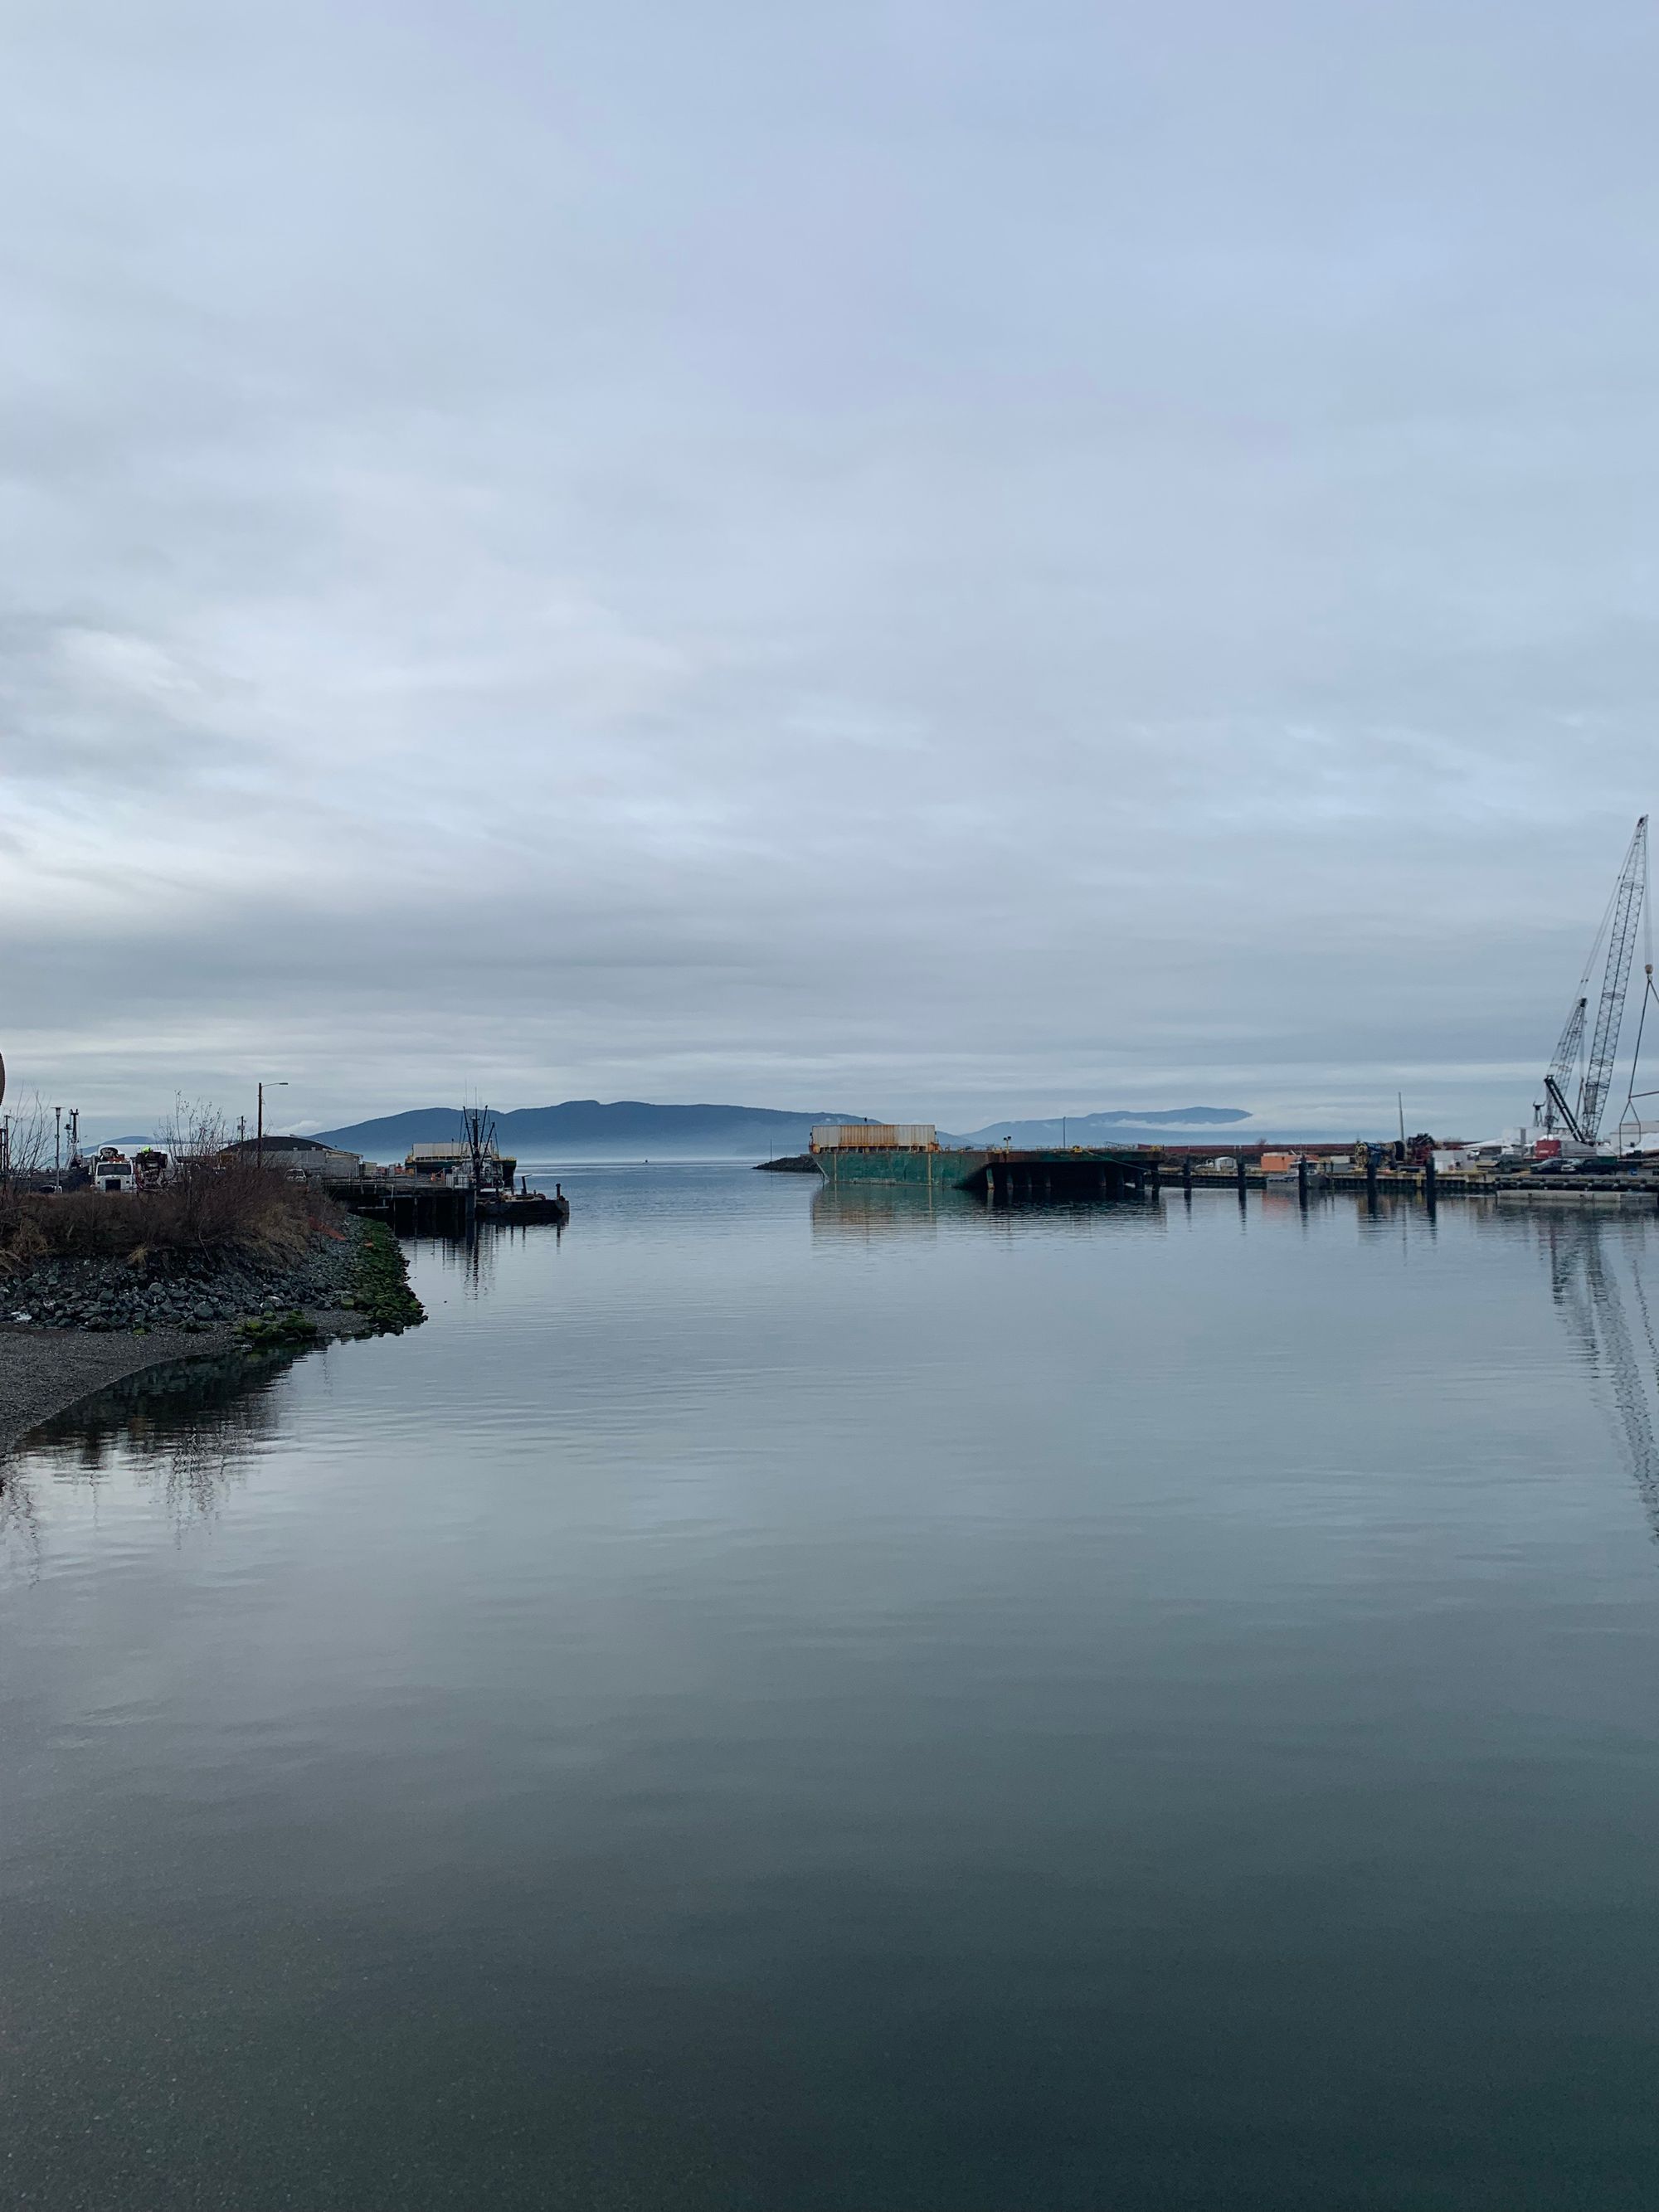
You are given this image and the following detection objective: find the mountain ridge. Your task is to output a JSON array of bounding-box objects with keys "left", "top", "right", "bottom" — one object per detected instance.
[
  {"left": 941, "top": 1108, "right": 1250, "bottom": 1147},
  {"left": 312, "top": 1101, "right": 869, "bottom": 1159},
  {"left": 311, "top": 1100, "right": 1253, "bottom": 1161}
]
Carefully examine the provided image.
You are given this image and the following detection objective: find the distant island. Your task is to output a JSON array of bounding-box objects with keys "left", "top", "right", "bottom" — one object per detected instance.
[
  {"left": 941, "top": 1109, "right": 1251, "bottom": 1148},
  {"left": 314, "top": 1101, "right": 871, "bottom": 1161},
  {"left": 312, "top": 1100, "right": 1253, "bottom": 1163}
]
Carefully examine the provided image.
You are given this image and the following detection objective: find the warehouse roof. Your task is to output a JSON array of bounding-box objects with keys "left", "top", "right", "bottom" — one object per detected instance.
[{"left": 224, "top": 1135, "right": 334, "bottom": 1154}]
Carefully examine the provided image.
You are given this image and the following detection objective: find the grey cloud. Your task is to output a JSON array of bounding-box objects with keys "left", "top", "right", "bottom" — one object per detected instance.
[{"left": 3, "top": 2, "right": 1658, "bottom": 1137}]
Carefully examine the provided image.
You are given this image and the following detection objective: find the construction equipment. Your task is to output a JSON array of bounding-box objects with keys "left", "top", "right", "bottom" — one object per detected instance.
[
  {"left": 1540, "top": 994, "right": 1588, "bottom": 1136},
  {"left": 1540, "top": 816, "right": 1649, "bottom": 1145}
]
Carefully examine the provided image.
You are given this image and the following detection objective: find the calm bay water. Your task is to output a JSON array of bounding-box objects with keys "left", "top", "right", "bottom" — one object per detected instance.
[{"left": 6, "top": 1165, "right": 1659, "bottom": 2208}]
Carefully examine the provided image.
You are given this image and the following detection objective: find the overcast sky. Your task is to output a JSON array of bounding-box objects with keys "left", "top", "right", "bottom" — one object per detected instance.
[{"left": 5, "top": 1, "right": 1658, "bottom": 1138}]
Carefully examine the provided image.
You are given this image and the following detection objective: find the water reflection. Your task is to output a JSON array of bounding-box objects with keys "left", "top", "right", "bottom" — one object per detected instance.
[
  {"left": 416, "top": 1220, "right": 564, "bottom": 1300},
  {"left": 2, "top": 1346, "right": 304, "bottom": 1572},
  {"left": 13, "top": 1165, "right": 1659, "bottom": 2206},
  {"left": 0, "top": 1456, "right": 41, "bottom": 1575},
  {"left": 1537, "top": 1209, "right": 1659, "bottom": 1543},
  {"left": 810, "top": 1182, "right": 985, "bottom": 1239},
  {"left": 810, "top": 1180, "right": 1167, "bottom": 1240}
]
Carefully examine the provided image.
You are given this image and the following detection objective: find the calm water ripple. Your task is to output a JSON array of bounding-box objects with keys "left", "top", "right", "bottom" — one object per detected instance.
[{"left": 5, "top": 1165, "right": 1659, "bottom": 2208}]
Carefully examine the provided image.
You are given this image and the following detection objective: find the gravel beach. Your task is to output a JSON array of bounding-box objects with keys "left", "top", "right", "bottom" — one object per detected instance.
[
  {"left": 0, "top": 1322, "right": 244, "bottom": 1450},
  {"left": 0, "top": 1216, "right": 397, "bottom": 1451},
  {"left": 0, "top": 1309, "right": 377, "bottom": 1452}
]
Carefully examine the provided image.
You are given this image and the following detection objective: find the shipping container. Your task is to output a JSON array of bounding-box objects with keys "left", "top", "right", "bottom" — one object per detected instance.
[{"left": 810, "top": 1123, "right": 937, "bottom": 1150}]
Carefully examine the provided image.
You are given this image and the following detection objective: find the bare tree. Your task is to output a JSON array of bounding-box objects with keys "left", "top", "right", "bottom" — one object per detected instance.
[
  {"left": 1, "top": 1095, "right": 57, "bottom": 1187},
  {"left": 2, "top": 1091, "right": 319, "bottom": 1270},
  {"left": 158, "top": 1096, "right": 231, "bottom": 1173}
]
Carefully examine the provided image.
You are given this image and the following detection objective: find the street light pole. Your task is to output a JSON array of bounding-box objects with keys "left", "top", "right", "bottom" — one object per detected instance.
[{"left": 256, "top": 1081, "right": 288, "bottom": 1169}]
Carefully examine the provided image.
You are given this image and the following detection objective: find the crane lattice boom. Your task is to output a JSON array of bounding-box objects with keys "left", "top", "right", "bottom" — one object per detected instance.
[
  {"left": 1540, "top": 816, "right": 1649, "bottom": 1146},
  {"left": 1579, "top": 817, "right": 1648, "bottom": 1143},
  {"left": 1542, "top": 994, "right": 1588, "bottom": 1137}
]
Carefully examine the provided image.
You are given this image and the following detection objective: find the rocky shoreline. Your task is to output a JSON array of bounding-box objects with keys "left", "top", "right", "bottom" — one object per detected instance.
[
  {"left": 0, "top": 1216, "right": 421, "bottom": 1451},
  {"left": 1, "top": 1216, "right": 368, "bottom": 1333}
]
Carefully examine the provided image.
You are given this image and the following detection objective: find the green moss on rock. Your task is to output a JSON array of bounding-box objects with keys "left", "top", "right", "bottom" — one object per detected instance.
[
  {"left": 236, "top": 1310, "right": 320, "bottom": 1351},
  {"left": 351, "top": 1221, "right": 426, "bottom": 1334}
]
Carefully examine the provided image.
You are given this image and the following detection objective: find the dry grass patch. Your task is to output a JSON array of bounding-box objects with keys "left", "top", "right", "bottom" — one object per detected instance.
[{"left": 0, "top": 1161, "right": 331, "bottom": 1277}]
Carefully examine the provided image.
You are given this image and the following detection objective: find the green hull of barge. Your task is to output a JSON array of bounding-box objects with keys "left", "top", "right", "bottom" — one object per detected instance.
[
  {"left": 811, "top": 1146, "right": 990, "bottom": 1189},
  {"left": 811, "top": 1145, "right": 1157, "bottom": 1200}
]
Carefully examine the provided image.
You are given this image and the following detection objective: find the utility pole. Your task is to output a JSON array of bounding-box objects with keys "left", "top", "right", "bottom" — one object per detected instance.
[{"left": 55, "top": 1106, "right": 61, "bottom": 1179}]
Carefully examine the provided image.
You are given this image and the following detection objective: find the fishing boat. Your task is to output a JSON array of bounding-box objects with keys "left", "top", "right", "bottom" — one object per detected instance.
[{"left": 439, "top": 1106, "right": 571, "bottom": 1225}]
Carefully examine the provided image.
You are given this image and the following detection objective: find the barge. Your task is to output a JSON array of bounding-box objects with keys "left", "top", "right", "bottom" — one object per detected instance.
[
  {"left": 808, "top": 1125, "right": 1156, "bottom": 1200},
  {"left": 476, "top": 1184, "right": 570, "bottom": 1225}
]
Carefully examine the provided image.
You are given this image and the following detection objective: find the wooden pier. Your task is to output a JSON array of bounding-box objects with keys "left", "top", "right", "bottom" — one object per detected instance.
[
  {"left": 1175, "top": 1164, "right": 1659, "bottom": 1207},
  {"left": 971, "top": 1150, "right": 1155, "bottom": 1203},
  {"left": 325, "top": 1179, "right": 573, "bottom": 1234},
  {"left": 327, "top": 1179, "right": 476, "bottom": 1236}
]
